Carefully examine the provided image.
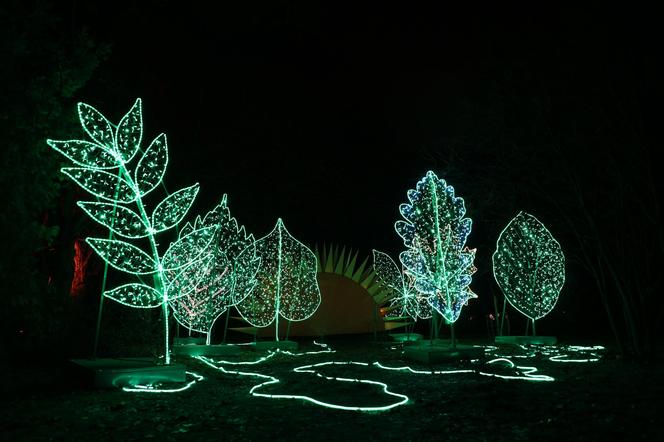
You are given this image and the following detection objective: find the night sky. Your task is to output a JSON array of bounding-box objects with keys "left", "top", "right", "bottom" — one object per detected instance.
[
  {"left": 30, "top": 1, "right": 658, "bottom": 338},
  {"left": 68, "top": 2, "right": 638, "bottom": 249}
]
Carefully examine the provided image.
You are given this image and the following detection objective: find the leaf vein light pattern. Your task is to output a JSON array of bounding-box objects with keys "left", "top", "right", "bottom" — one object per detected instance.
[
  {"left": 492, "top": 212, "right": 565, "bottom": 320},
  {"left": 169, "top": 196, "right": 260, "bottom": 344},
  {"left": 395, "top": 170, "right": 477, "bottom": 323},
  {"left": 373, "top": 249, "right": 431, "bottom": 320},
  {"left": 235, "top": 219, "right": 320, "bottom": 335}
]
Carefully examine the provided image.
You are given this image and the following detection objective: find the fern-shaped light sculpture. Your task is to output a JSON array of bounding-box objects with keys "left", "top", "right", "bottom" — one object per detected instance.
[
  {"left": 395, "top": 170, "right": 477, "bottom": 324},
  {"left": 47, "top": 98, "right": 216, "bottom": 364}
]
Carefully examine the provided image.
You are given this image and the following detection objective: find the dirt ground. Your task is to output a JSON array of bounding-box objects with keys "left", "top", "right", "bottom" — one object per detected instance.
[{"left": 2, "top": 337, "right": 662, "bottom": 441}]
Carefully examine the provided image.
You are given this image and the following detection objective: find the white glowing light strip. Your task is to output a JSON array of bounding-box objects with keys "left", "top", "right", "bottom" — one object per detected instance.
[
  {"left": 122, "top": 371, "right": 204, "bottom": 393},
  {"left": 374, "top": 358, "right": 554, "bottom": 382},
  {"left": 480, "top": 358, "right": 554, "bottom": 382},
  {"left": 373, "top": 361, "right": 474, "bottom": 375},
  {"left": 195, "top": 354, "right": 409, "bottom": 412},
  {"left": 198, "top": 352, "right": 276, "bottom": 366},
  {"left": 549, "top": 355, "right": 600, "bottom": 363}
]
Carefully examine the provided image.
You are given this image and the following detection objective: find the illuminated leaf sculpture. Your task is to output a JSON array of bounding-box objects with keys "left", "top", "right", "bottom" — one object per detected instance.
[
  {"left": 492, "top": 212, "right": 565, "bottom": 333},
  {"left": 372, "top": 250, "right": 431, "bottom": 320},
  {"left": 48, "top": 98, "right": 215, "bottom": 364},
  {"left": 235, "top": 219, "right": 321, "bottom": 340},
  {"left": 169, "top": 196, "right": 260, "bottom": 345},
  {"left": 395, "top": 170, "right": 477, "bottom": 324}
]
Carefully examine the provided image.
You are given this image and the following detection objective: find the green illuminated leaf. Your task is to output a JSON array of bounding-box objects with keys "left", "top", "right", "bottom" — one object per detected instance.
[
  {"left": 77, "top": 102, "right": 115, "bottom": 150},
  {"left": 166, "top": 253, "right": 215, "bottom": 299},
  {"left": 232, "top": 242, "right": 261, "bottom": 305},
  {"left": 236, "top": 219, "right": 320, "bottom": 327},
  {"left": 151, "top": 183, "right": 200, "bottom": 232},
  {"left": 372, "top": 250, "right": 405, "bottom": 295},
  {"left": 395, "top": 171, "right": 476, "bottom": 323},
  {"left": 372, "top": 249, "right": 430, "bottom": 320},
  {"left": 169, "top": 252, "right": 236, "bottom": 333},
  {"left": 86, "top": 238, "right": 157, "bottom": 275},
  {"left": 105, "top": 283, "right": 162, "bottom": 308},
  {"left": 115, "top": 98, "right": 143, "bottom": 162},
  {"left": 61, "top": 167, "right": 136, "bottom": 203},
  {"left": 162, "top": 225, "right": 217, "bottom": 272},
  {"left": 47, "top": 139, "right": 119, "bottom": 169},
  {"left": 135, "top": 133, "right": 168, "bottom": 196},
  {"left": 77, "top": 202, "right": 149, "bottom": 238},
  {"left": 200, "top": 195, "right": 255, "bottom": 260},
  {"left": 492, "top": 212, "right": 565, "bottom": 320}
]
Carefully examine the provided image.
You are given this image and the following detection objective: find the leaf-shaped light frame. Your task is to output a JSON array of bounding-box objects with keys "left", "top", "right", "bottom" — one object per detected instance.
[
  {"left": 394, "top": 170, "right": 477, "bottom": 324},
  {"left": 151, "top": 184, "right": 200, "bottom": 233},
  {"left": 492, "top": 211, "right": 565, "bottom": 321},
  {"left": 372, "top": 249, "right": 431, "bottom": 320},
  {"left": 77, "top": 102, "right": 115, "bottom": 150},
  {"left": 61, "top": 167, "right": 136, "bottom": 203},
  {"left": 77, "top": 202, "right": 150, "bottom": 239},
  {"left": 46, "top": 139, "right": 119, "bottom": 170},
  {"left": 104, "top": 283, "right": 163, "bottom": 308},
  {"left": 86, "top": 238, "right": 157, "bottom": 274},
  {"left": 135, "top": 133, "right": 168, "bottom": 196},
  {"left": 235, "top": 218, "right": 320, "bottom": 339},
  {"left": 168, "top": 196, "right": 260, "bottom": 344},
  {"left": 115, "top": 98, "right": 143, "bottom": 163},
  {"left": 48, "top": 98, "right": 207, "bottom": 365}
]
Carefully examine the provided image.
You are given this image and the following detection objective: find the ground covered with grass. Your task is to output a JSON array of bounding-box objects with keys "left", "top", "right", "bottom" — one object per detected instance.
[{"left": 2, "top": 336, "right": 662, "bottom": 441}]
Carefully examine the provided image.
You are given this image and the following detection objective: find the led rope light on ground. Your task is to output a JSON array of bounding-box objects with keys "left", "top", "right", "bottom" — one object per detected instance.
[
  {"left": 373, "top": 361, "right": 474, "bottom": 375},
  {"left": 479, "top": 358, "right": 554, "bottom": 382},
  {"left": 549, "top": 355, "right": 600, "bottom": 363},
  {"left": 486, "top": 344, "right": 605, "bottom": 363},
  {"left": 121, "top": 371, "right": 204, "bottom": 393},
  {"left": 196, "top": 356, "right": 409, "bottom": 412},
  {"left": 374, "top": 359, "right": 554, "bottom": 382}
]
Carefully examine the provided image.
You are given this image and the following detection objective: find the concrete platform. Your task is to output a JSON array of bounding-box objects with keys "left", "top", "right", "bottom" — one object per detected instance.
[
  {"left": 495, "top": 335, "right": 557, "bottom": 345},
  {"left": 251, "top": 340, "right": 299, "bottom": 351},
  {"left": 173, "top": 337, "right": 206, "bottom": 346},
  {"left": 404, "top": 343, "right": 484, "bottom": 363},
  {"left": 172, "top": 344, "right": 243, "bottom": 357},
  {"left": 389, "top": 333, "right": 423, "bottom": 343},
  {"left": 70, "top": 358, "right": 186, "bottom": 388}
]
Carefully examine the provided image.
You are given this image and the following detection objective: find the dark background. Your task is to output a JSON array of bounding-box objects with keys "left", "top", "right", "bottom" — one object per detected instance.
[{"left": 1, "top": 1, "right": 660, "bottom": 357}]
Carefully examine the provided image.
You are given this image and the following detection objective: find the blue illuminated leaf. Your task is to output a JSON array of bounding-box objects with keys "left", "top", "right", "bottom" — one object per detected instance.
[{"left": 395, "top": 170, "right": 476, "bottom": 323}]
